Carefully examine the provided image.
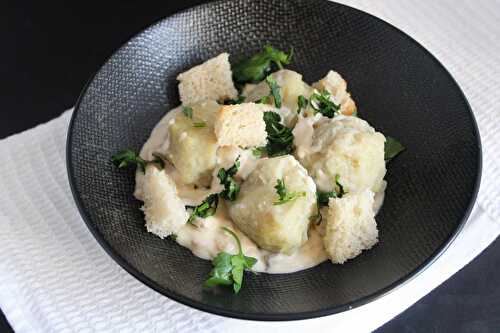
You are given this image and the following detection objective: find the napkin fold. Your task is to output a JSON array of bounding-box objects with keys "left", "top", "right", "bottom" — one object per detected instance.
[{"left": 1, "top": 1, "right": 499, "bottom": 332}]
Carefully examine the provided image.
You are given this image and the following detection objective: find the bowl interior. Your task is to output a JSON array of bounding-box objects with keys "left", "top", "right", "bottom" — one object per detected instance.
[{"left": 68, "top": 0, "right": 480, "bottom": 320}]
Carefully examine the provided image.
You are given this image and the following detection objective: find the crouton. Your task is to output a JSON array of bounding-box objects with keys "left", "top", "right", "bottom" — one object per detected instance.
[
  {"left": 177, "top": 53, "right": 238, "bottom": 105},
  {"left": 323, "top": 190, "right": 378, "bottom": 264},
  {"left": 141, "top": 165, "right": 188, "bottom": 238},
  {"left": 313, "top": 70, "right": 357, "bottom": 116},
  {"left": 214, "top": 103, "right": 268, "bottom": 148}
]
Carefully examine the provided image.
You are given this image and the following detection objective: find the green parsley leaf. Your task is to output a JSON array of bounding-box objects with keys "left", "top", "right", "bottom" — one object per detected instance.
[
  {"left": 252, "top": 147, "right": 266, "bottom": 158},
  {"left": 317, "top": 175, "right": 347, "bottom": 207},
  {"left": 310, "top": 89, "right": 340, "bottom": 118},
  {"left": 186, "top": 194, "right": 219, "bottom": 225},
  {"left": 297, "top": 95, "right": 309, "bottom": 114},
  {"left": 182, "top": 106, "right": 193, "bottom": 119},
  {"left": 385, "top": 136, "right": 405, "bottom": 161},
  {"left": 223, "top": 95, "right": 246, "bottom": 105},
  {"left": 192, "top": 121, "right": 207, "bottom": 128},
  {"left": 258, "top": 111, "right": 294, "bottom": 157},
  {"left": 256, "top": 95, "right": 271, "bottom": 104},
  {"left": 204, "top": 227, "right": 257, "bottom": 293},
  {"left": 169, "top": 234, "right": 178, "bottom": 241},
  {"left": 217, "top": 158, "right": 241, "bottom": 201},
  {"left": 111, "top": 149, "right": 165, "bottom": 173},
  {"left": 273, "top": 178, "right": 306, "bottom": 205},
  {"left": 265, "top": 75, "right": 282, "bottom": 108},
  {"left": 232, "top": 45, "right": 293, "bottom": 84}
]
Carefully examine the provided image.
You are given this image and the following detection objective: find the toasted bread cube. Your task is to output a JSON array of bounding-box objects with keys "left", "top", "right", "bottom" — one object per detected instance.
[
  {"left": 313, "top": 70, "right": 357, "bottom": 116},
  {"left": 323, "top": 190, "right": 378, "bottom": 264},
  {"left": 166, "top": 103, "right": 219, "bottom": 186},
  {"left": 228, "top": 155, "right": 317, "bottom": 254},
  {"left": 177, "top": 53, "right": 238, "bottom": 105},
  {"left": 214, "top": 103, "right": 268, "bottom": 148},
  {"left": 142, "top": 165, "right": 188, "bottom": 238}
]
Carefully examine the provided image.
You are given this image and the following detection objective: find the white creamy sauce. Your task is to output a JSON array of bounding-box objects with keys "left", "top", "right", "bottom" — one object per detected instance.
[
  {"left": 136, "top": 109, "right": 386, "bottom": 274},
  {"left": 292, "top": 113, "right": 326, "bottom": 159}
]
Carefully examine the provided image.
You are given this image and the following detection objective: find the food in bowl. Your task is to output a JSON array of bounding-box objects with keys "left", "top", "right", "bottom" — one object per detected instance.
[{"left": 112, "top": 46, "right": 404, "bottom": 293}]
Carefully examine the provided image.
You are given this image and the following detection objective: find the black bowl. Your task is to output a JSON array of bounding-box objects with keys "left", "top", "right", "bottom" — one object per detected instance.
[{"left": 67, "top": 0, "right": 481, "bottom": 321}]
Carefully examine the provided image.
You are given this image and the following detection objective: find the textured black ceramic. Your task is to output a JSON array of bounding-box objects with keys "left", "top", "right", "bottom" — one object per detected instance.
[{"left": 67, "top": 0, "right": 481, "bottom": 321}]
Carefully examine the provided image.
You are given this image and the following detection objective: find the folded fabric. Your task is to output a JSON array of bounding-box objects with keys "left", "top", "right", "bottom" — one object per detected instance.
[{"left": 0, "top": 1, "right": 499, "bottom": 332}]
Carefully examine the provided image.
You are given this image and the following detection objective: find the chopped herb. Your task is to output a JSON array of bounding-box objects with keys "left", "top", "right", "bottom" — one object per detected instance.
[
  {"left": 297, "top": 95, "right": 308, "bottom": 114},
  {"left": 317, "top": 175, "right": 347, "bottom": 207},
  {"left": 252, "top": 147, "right": 266, "bottom": 158},
  {"left": 273, "top": 178, "right": 306, "bottom": 205},
  {"left": 232, "top": 45, "right": 293, "bottom": 84},
  {"left": 223, "top": 95, "right": 246, "bottom": 105},
  {"left": 256, "top": 95, "right": 271, "bottom": 104},
  {"left": 265, "top": 75, "right": 282, "bottom": 108},
  {"left": 192, "top": 121, "right": 207, "bottom": 128},
  {"left": 182, "top": 106, "right": 193, "bottom": 119},
  {"left": 310, "top": 89, "right": 340, "bottom": 118},
  {"left": 217, "top": 158, "right": 241, "bottom": 201},
  {"left": 169, "top": 234, "right": 178, "bottom": 241},
  {"left": 258, "top": 111, "right": 294, "bottom": 157},
  {"left": 111, "top": 149, "right": 165, "bottom": 173},
  {"left": 204, "top": 227, "right": 257, "bottom": 293},
  {"left": 385, "top": 136, "right": 405, "bottom": 161},
  {"left": 186, "top": 194, "right": 219, "bottom": 225},
  {"left": 151, "top": 152, "right": 166, "bottom": 169}
]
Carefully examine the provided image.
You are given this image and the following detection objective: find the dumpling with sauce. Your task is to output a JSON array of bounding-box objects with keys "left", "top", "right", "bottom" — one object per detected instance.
[
  {"left": 228, "top": 155, "right": 317, "bottom": 254},
  {"left": 296, "top": 115, "right": 386, "bottom": 194},
  {"left": 242, "top": 69, "right": 313, "bottom": 127},
  {"left": 166, "top": 101, "right": 220, "bottom": 187}
]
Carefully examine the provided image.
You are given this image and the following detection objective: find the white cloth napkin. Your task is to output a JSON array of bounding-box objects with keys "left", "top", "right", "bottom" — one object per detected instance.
[{"left": 0, "top": 1, "right": 499, "bottom": 332}]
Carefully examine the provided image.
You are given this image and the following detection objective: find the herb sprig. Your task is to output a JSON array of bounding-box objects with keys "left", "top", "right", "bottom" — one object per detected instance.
[
  {"left": 217, "top": 158, "right": 241, "bottom": 201},
  {"left": 385, "top": 136, "right": 405, "bottom": 161},
  {"left": 204, "top": 227, "right": 257, "bottom": 293},
  {"left": 111, "top": 150, "right": 165, "bottom": 173},
  {"left": 297, "top": 95, "right": 309, "bottom": 114},
  {"left": 186, "top": 194, "right": 219, "bottom": 226},
  {"left": 256, "top": 111, "right": 294, "bottom": 157},
  {"left": 232, "top": 45, "right": 293, "bottom": 84},
  {"left": 317, "top": 175, "right": 347, "bottom": 207},
  {"left": 223, "top": 95, "right": 246, "bottom": 105},
  {"left": 273, "top": 178, "right": 306, "bottom": 205},
  {"left": 265, "top": 75, "right": 282, "bottom": 108},
  {"left": 310, "top": 90, "right": 340, "bottom": 118}
]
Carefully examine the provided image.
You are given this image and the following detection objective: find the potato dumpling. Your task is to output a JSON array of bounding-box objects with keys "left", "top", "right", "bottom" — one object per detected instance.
[
  {"left": 141, "top": 165, "right": 188, "bottom": 239},
  {"left": 323, "top": 190, "right": 378, "bottom": 264},
  {"left": 298, "top": 115, "right": 386, "bottom": 193},
  {"left": 228, "top": 155, "right": 317, "bottom": 254},
  {"left": 166, "top": 101, "right": 220, "bottom": 187},
  {"left": 243, "top": 69, "right": 313, "bottom": 126}
]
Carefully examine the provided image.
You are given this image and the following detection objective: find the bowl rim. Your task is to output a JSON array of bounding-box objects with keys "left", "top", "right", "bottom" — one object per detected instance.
[{"left": 66, "top": 0, "right": 482, "bottom": 321}]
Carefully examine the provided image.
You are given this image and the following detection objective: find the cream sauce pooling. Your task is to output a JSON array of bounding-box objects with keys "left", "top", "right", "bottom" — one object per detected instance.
[{"left": 136, "top": 109, "right": 385, "bottom": 274}]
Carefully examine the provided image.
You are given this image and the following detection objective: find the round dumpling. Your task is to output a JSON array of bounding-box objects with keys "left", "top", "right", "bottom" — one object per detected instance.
[
  {"left": 296, "top": 115, "right": 386, "bottom": 193},
  {"left": 166, "top": 101, "right": 220, "bottom": 187},
  {"left": 242, "top": 69, "right": 313, "bottom": 127},
  {"left": 228, "top": 155, "right": 317, "bottom": 254}
]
